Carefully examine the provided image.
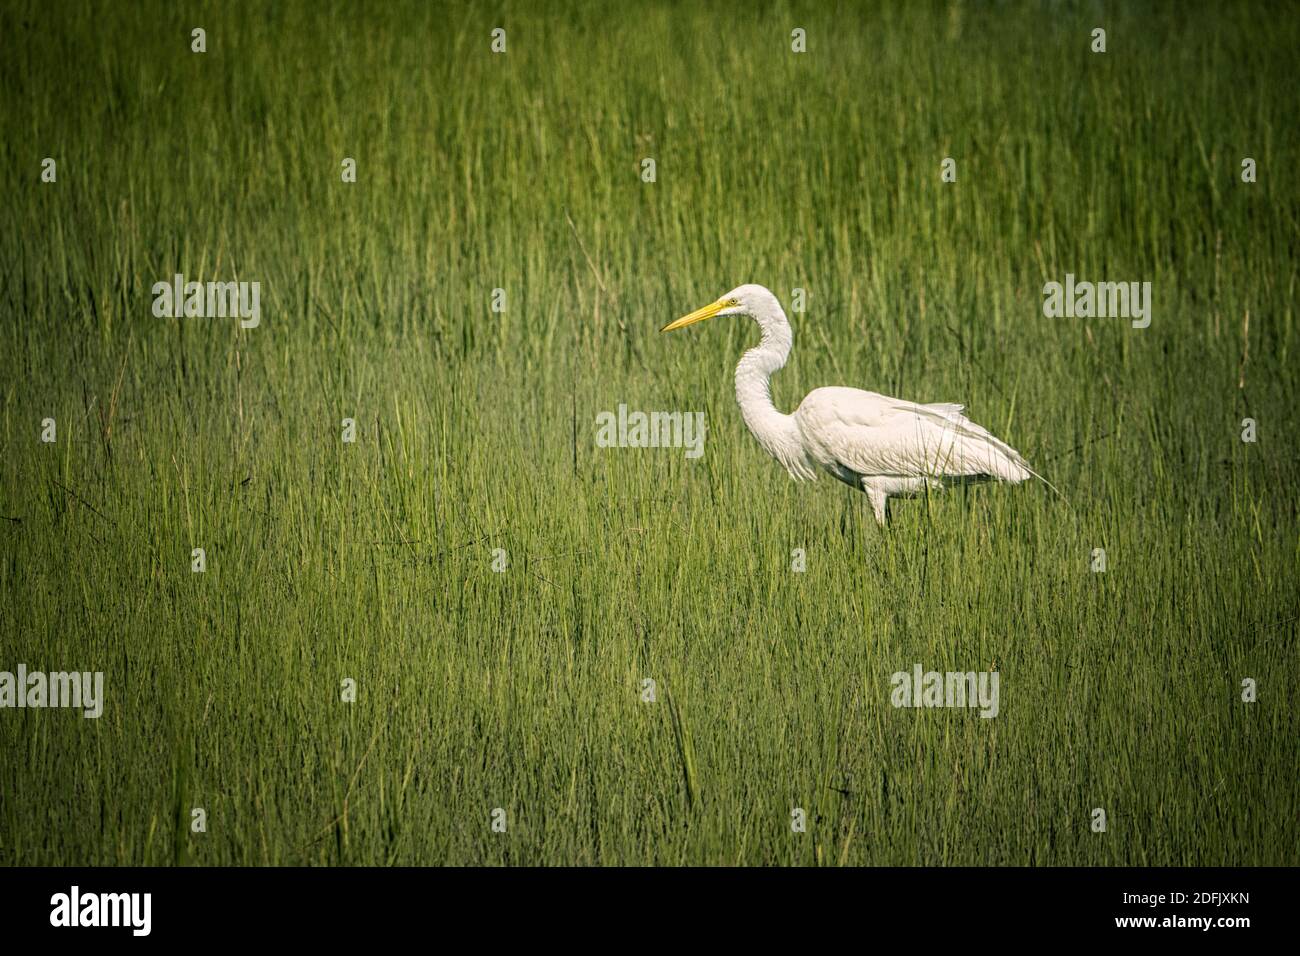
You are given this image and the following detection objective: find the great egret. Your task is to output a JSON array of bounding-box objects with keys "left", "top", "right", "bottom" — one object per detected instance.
[{"left": 662, "top": 284, "right": 1040, "bottom": 525}]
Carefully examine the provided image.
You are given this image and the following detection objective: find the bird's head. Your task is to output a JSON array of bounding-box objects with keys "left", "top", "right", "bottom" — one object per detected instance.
[{"left": 661, "top": 284, "right": 781, "bottom": 333}]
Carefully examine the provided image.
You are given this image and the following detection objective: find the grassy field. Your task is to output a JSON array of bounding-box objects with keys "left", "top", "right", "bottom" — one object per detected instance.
[{"left": 0, "top": 0, "right": 1296, "bottom": 866}]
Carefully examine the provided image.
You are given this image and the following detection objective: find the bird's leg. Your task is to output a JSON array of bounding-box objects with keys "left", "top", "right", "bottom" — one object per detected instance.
[{"left": 864, "top": 485, "right": 889, "bottom": 527}]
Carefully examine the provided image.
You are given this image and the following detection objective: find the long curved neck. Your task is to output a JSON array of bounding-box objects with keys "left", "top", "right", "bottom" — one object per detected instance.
[{"left": 734, "top": 303, "right": 797, "bottom": 454}]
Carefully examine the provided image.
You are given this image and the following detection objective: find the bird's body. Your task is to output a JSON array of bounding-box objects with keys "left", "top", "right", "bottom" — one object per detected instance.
[{"left": 663, "top": 284, "right": 1036, "bottom": 525}]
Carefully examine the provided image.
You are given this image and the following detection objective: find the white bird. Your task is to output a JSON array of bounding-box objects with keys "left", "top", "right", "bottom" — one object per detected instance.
[{"left": 662, "top": 284, "right": 1041, "bottom": 526}]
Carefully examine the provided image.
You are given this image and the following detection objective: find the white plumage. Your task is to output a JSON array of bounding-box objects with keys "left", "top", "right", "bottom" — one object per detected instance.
[{"left": 662, "top": 284, "right": 1038, "bottom": 525}]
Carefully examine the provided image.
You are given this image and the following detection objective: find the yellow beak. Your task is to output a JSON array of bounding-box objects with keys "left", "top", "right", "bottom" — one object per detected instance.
[{"left": 661, "top": 299, "right": 727, "bottom": 333}]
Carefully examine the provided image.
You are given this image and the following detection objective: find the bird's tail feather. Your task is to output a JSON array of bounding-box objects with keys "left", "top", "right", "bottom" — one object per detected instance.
[{"left": 910, "top": 402, "right": 1070, "bottom": 507}]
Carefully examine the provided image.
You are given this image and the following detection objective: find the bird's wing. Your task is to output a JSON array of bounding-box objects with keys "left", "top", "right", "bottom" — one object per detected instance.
[{"left": 794, "top": 387, "right": 1031, "bottom": 482}]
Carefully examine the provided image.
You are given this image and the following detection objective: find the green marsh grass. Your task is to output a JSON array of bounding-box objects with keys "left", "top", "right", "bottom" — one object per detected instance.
[{"left": 0, "top": 0, "right": 1296, "bottom": 865}]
